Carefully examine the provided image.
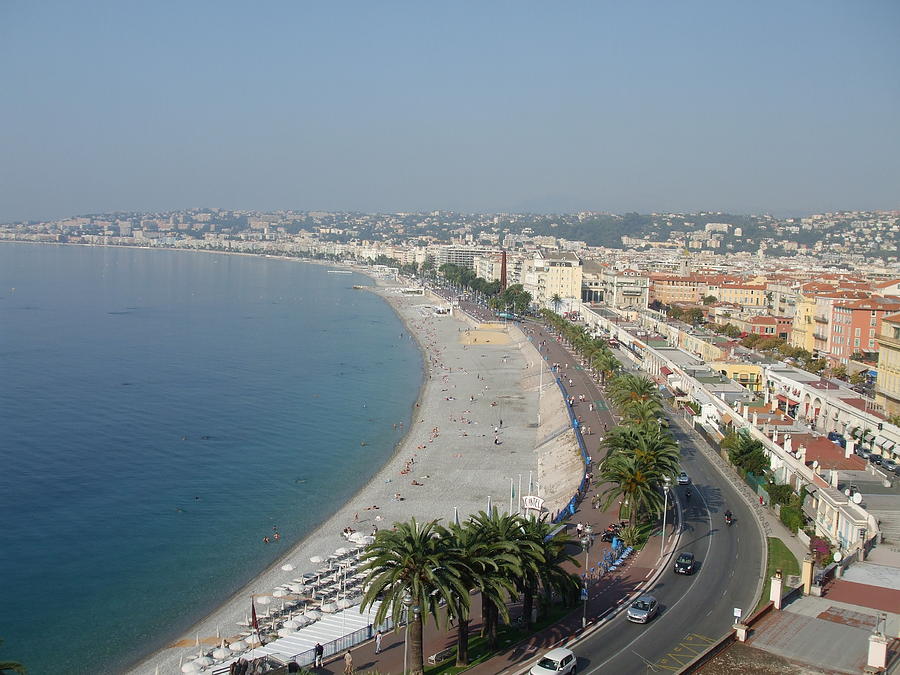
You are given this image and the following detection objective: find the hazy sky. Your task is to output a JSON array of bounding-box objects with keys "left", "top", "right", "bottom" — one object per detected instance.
[{"left": 2, "top": 1, "right": 899, "bottom": 222}]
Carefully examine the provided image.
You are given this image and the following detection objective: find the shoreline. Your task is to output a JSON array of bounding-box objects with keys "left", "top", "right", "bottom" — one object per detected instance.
[
  {"left": 125, "top": 268, "right": 577, "bottom": 674},
  {"left": 1, "top": 241, "right": 580, "bottom": 674}
]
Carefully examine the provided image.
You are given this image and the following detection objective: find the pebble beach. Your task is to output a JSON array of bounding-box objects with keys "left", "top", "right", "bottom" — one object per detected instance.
[{"left": 127, "top": 276, "right": 581, "bottom": 674}]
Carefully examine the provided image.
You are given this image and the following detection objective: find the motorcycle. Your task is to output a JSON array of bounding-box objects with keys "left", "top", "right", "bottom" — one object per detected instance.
[
  {"left": 685, "top": 488, "right": 692, "bottom": 501},
  {"left": 724, "top": 512, "right": 734, "bottom": 526}
]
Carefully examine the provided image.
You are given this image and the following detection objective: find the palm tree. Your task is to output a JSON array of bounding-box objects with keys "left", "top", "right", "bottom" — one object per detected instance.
[
  {"left": 620, "top": 397, "right": 665, "bottom": 426},
  {"left": 0, "top": 640, "right": 25, "bottom": 675},
  {"left": 468, "top": 509, "right": 539, "bottom": 650},
  {"left": 550, "top": 293, "right": 563, "bottom": 314},
  {"left": 595, "top": 453, "right": 666, "bottom": 524},
  {"left": 591, "top": 351, "right": 620, "bottom": 385},
  {"left": 444, "top": 521, "right": 510, "bottom": 666},
  {"left": 608, "top": 373, "right": 660, "bottom": 410},
  {"left": 360, "top": 519, "right": 469, "bottom": 675},
  {"left": 518, "top": 517, "right": 580, "bottom": 628}
]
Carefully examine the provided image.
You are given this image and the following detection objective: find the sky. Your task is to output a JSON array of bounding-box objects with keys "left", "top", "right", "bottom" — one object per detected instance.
[{"left": 1, "top": 1, "right": 899, "bottom": 222}]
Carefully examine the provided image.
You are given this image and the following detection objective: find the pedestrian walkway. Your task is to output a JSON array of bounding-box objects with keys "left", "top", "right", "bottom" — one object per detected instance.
[{"left": 313, "top": 319, "right": 677, "bottom": 674}]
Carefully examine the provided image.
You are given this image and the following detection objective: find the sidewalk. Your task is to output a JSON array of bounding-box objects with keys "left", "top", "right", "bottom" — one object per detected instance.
[{"left": 315, "top": 319, "right": 677, "bottom": 674}]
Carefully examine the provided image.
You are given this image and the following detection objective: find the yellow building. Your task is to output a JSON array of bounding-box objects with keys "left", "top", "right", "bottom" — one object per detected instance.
[
  {"left": 708, "top": 283, "right": 767, "bottom": 308},
  {"left": 876, "top": 312, "right": 900, "bottom": 417},
  {"left": 709, "top": 362, "right": 764, "bottom": 392},
  {"left": 790, "top": 283, "right": 830, "bottom": 353}
]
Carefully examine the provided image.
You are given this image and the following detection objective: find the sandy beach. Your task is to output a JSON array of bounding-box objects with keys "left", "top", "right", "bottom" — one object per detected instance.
[{"left": 127, "top": 275, "right": 581, "bottom": 674}]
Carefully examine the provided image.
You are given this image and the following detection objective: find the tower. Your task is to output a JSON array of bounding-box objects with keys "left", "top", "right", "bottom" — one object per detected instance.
[{"left": 500, "top": 250, "right": 508, "bottom": 291}]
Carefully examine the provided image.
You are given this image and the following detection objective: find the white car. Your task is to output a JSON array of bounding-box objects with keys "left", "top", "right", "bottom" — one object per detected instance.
[
  {"left": 677, "top": 472, "right": 690, "bottom": 485},
  {"left": 530, "top": 647, "right": 577, "bottom": 675}
]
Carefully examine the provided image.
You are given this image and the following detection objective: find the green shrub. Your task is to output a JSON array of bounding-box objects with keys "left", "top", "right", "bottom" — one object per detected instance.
[
  {"left": 780, "top": 505, "right": 803, "bottom": 533},
  {"left": 766, "top": 483, "right": 794, "bottom": 506}
]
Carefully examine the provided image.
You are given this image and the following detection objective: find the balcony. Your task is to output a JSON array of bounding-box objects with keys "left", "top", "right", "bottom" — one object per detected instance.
[{"left": 814, "top": 316, "right": 828, "bottom": 324}]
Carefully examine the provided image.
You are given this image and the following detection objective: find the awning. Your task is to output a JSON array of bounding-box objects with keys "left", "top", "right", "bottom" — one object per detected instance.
[
  {"left": 862, "top": 431, "right": 876, "bottom": 443},
  {"left": 659, "top": 386, "right": 675, "bottom": 399},
  {"left": 776, "top": 394, "right": 788, "bottom": 403},
  {"left": 660, "top": 366, "right": 673, "bottom": 376}
]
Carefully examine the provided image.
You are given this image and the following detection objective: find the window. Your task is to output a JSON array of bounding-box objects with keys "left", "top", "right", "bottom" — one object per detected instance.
[
  {"left": 855, "top": 338, "right": 860, "bottom": 347},
  {"left": 855, "top": 327, "right": 861, "bottom": 337}
]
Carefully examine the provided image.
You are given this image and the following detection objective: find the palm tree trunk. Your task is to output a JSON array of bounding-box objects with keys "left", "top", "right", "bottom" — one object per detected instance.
[
  {"left": 523, "top": 582, "right": 535, "bottom": 629},
  {"left": 485, "top": 600, "right": 499, "bottom": 650},
  {"left": 455, "top": 618, "right": 470, "bottom": 666},
  {"left": 410, "top": 611, "right": 425, "bottom": 675}
]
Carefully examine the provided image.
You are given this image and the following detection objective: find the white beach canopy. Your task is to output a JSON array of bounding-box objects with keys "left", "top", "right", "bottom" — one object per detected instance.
[
  {"left": 181, "top": 663, "right": 201, "bottom": 673},
  {"left": 310, "top": 555, "right": 324, "bottom": 564},
  {"left": 334, "top": 547, "right": 350, "bottom": 556},
  {"left": 256, "top": 595, "right": 271, "bottom": 605},
  {"left": 320, "top": 602, "right": 338, "bottom": 613},
  {"left": 272, "top": 588, "right": 289, "bottom": 597},
  {"left": 281, "top": 563, "right": 295, "bottom": 571},
  {"left": 193, "top": 656, "right": 214, "bottom": 667},
  {"left": 229, "top": 640, "right": 247, "bottom": 652},
  {"left": 336, "top": 597, "right": 353, "bottom": 609}
]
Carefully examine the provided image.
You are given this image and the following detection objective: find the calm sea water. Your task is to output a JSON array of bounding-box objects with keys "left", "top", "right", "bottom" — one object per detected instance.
[{"left": 0, "top": 244, "right": 422, "bottom": 674}]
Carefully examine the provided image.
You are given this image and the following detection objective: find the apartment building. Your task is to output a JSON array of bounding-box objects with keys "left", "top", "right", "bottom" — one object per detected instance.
[
  {"left": 522, "top": 250, "right": 582, "bottom": 309},
  {"left": 582, "top": 261, "right": 649, "bottom": 309},
  {"left": 830, "top": 296, "right": 900, "bottom": 365},
  {"left": 876, "top": 313, "right": 900, "bottom": 417}
]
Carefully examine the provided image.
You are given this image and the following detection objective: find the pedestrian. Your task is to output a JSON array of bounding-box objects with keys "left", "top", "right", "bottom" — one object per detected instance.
[
  {"left": 375, "top": 629, "right": 383, "bottom": 654},
  {"left": 343, "top": 650, "right": 354, "bottom": 674},
  {"left": 314, "top": 642, "right": 324, "bottom": 668}
]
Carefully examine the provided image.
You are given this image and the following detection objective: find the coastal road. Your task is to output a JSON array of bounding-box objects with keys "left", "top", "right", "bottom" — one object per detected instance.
[
  {"left": 526, "top": 327, "right": 765, "bottom": 673},
  {"left": 570, "top": 419, "right": 764, "bottom": 673}
]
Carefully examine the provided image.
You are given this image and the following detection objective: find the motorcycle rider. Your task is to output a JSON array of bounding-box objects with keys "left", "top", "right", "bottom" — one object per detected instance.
[{"left": 724, "top": 509, "right": 733, "bottom": 525}]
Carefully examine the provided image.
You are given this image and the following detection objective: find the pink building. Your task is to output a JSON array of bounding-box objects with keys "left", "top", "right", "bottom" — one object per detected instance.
[{"left": 829, "top": 296, "right": 900, "bottom": 365}]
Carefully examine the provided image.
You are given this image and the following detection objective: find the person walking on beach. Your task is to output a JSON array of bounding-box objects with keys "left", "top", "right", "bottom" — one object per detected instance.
[
  {"left": 374, "top": 629, "right": 383, "bottom": 654},
  {"left": 343, "top": 650, "right": 354, "bottom": 674},
  {"left": 314, "top": 642, "right": 324, "bottom": 667}
]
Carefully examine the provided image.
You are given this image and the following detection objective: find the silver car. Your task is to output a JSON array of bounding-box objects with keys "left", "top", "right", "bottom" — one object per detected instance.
[{"left": 627, "top": 594, "right": 659, "bottom": 623}]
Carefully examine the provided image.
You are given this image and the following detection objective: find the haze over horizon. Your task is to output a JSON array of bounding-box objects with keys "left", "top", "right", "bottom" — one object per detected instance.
[{"left": 1, "top": 1, "right": 898, "bottom": 223}]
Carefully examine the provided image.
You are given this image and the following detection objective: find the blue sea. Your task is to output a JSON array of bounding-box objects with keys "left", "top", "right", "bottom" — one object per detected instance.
[{"left": 0, "top": 244, "right": 422, "bottom": 674}]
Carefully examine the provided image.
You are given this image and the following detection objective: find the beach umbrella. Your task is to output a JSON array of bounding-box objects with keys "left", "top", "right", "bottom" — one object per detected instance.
[
  {"left": 229, "top": 640, "right": 247, "bottom": 652},
  {"left": 272, "top": 588, "right": 289, "bottom": 597},
  {"left": 283, "top": 619, "right": 301, "bottom": 630},
  {"left": 281, "top": 563, "right": 295, "bottom": 571},
  {"left": 295, "top": 615, "right": 312, "bottom": 627},
  {"left": 334, "top": 547, "right": 350, "bottom": 557},
  {"left": 288, "top": 583, "right": 305, "bottom": 593},
  {"left": 211, "top": 646, "right": 231, "bottom": 660},
  {"left": 336, "top": 597, "right": 352, "bottom": 609},
  {"left": 310, "top": 555, "right": 324, "bottom": 564},
  {"left": 193, "top": 656, "right": 214, "bottom": 667},
  {"left": 320, "top": 602, "right": 338, "bottom": 613},
  {"left": 278, "top": 627, "right": 297, "bottom": 638},
  {"left": 245, "top": 633, "right": 262, "bottom": 646},
  {"left": 181, "top": 663, "right": 201, "bottom": 673},
  {"left": 303, "top": 609, "right": 321, "bottom": 621}
]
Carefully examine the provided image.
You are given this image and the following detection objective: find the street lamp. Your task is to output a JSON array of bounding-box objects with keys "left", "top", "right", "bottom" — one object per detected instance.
[
  {"left": 580, "top": 524, "right": 594, "bottom": 628},
  {"left": 402, "top": 591, "right": 413, "bottom": 675},
  {"left": 660, "top": 476, "right": 672, "bottom": 559}
]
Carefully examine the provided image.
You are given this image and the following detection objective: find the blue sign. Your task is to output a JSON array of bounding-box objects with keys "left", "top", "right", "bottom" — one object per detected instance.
[{"left": 581, "top": 588, "right": 588, "bottom": 601}]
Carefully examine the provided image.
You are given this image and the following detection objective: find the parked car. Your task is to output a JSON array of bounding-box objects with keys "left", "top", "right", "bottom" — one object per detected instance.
[
  {"left": 882, "top": 458, "right": 898, "bottom": 474},
  {"left": 674, "top": 552, "right": 696, "bottom": 575},
  {"left": 627, "top": 594, "right": 659, "bottom": 623},
  {"left": 530, "top": 647, "right": 577, "bottom": 675},
  {"left": 857, "top": 447, "right": 872, "bottom": 460},
  {"left": 677, "top": 472, "right": 690, "bottom": 485},
  {"left": 870, "top": 454, "right": 883, "bottom": 465}
]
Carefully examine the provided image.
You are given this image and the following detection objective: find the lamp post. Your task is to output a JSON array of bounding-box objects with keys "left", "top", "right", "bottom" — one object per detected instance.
[
  {"left": 660, "top": 476, "right": 672, "bottom": 559},
  {"left": 580, "top": 524, "right": 593, "bottom": 628},
  {"left": 402, "top": 591, "right": 413, "bottom": 675}
]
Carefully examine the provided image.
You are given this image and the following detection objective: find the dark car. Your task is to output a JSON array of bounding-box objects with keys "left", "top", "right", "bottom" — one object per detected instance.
[
  {"left": 870, "top": 454, "right": 883, "bottom": 465},
  {"left": 674, "top": 552, "right": 695, "bottom": 575}
]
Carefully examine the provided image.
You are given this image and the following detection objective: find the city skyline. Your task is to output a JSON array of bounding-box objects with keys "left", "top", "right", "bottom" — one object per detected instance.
[{"left": 1, "top": 1, "right": 899, "bottom": 222}]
